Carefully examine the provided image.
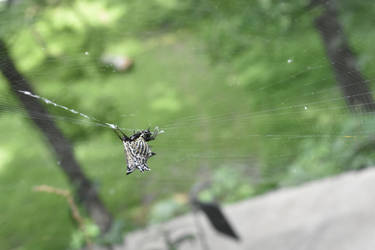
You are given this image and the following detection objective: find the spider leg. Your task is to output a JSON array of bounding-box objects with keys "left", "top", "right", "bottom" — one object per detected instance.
[
  {"left": 113, "top": 127, "right": 129, "bottom": 141},
  {"left": 137, "top": 166, "right": 144, "bottom": 173},
  {"left": 113, "top": 129, "right": 122, "bottom": 140},
  {"left": 126, "top": 163, "right": 136, "bottom": 175},
  {"left": 143, "top": 165, "right": 151, "bottom": 171},
  {"left": 144, "top": 128, "right": 159, "bottom": 141},
  {"left": 130, "top": 131, "right": 142, "bottom": 141}
]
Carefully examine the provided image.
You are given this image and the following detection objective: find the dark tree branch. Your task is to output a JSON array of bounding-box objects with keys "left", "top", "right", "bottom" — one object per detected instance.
[
  {"left": 190, "top": 182, "right": 240, "bottom": 241},
  {"left": 0, "top": 39, "right": 112, "bottom": 233},
  {"left": 6, "top": 0, "right": 14, "bottom": 8},
  {"left": 312, "top": 0, "right": 375, "bottom": 112}
]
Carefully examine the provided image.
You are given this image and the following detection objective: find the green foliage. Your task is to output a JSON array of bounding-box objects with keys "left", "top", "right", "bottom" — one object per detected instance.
[
  {"left": 70, "top": 220, "right": 126, "bottom": 249},
  {"left": 282, "top": 116, "right": 375, "bottom": 186},
  {"left": 148, "top": 166, "right": 255, "bottom": 224},
  {"left": 98, "top": 220, "right": 125, "bottom": 245},
  {"left": 199, "top": 167, "right": 255, "bottom": 203},
  {"left": 149, "top": 197, "right": 188, "bottom": 224},
  {"left": 1, "top": 0, "right": 375, "bottom": 250},
  {"left": 70, "top": 220, "right": 100, "bottom": 250}
]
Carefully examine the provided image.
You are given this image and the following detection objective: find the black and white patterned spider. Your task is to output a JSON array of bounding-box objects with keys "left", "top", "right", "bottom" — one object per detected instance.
[{"left": 113, "top": 127, "right": 159, "bottom": 175}]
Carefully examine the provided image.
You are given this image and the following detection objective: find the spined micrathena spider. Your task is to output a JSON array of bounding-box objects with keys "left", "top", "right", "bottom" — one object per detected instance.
[{"left": 113, "top": 127, "right": 159, "bottom": 175}]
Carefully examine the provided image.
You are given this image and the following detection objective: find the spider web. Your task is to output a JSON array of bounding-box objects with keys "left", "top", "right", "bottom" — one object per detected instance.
[
  {"left": 0, "top": 2, "right": 374, "bottom": 194},
  {"left": 0, "top": 0, "right": 375, "bottom": 248}
]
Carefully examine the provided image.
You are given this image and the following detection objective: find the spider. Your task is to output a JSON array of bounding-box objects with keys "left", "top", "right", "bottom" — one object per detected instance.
[{"left": 113, "top": 126, "right": 159, "bottom": 175}]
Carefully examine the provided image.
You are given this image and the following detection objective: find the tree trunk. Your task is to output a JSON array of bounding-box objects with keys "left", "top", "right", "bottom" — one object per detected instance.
[
  {"left": 312, "top": 0, "right": 375, "bottom": 112},
  {"left": 0, "top": 39, "right": 112, "bottom": 233}
]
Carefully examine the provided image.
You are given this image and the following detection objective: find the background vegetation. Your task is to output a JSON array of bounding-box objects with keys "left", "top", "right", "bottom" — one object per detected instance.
[{"left": 1, "top": 0, "right": 375, "bottom": 249}]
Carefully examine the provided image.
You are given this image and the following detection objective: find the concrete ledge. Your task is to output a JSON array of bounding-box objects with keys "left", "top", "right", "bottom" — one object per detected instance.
[{"left": 119, "top": 168, "right": 375, "bottom": 250}]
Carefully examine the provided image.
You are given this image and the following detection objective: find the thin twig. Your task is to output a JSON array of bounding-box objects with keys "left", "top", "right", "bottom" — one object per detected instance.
[{"left": 33, "top": 185, "right": 93, "bottom": 250}]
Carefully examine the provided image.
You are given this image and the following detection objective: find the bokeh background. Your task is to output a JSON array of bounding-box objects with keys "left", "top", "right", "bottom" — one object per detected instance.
[{"left": 1, "top": 0, "right": 375, "bottom": 249}]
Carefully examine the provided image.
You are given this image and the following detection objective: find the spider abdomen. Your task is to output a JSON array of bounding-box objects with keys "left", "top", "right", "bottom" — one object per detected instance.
[{"left": 123, "top": 137, "right": 154, "bottom": 175}]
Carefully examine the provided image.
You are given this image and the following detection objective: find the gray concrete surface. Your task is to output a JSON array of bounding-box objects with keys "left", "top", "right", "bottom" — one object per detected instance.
[{"left": 116, "top": 168, "right": 375, "bottom": 250}]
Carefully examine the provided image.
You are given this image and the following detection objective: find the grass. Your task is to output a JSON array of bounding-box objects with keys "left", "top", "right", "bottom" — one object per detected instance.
[
  {"left": 1, "top": 3, "right": 375, "bottom": 249},
  {"left": 0, "top": 34, "right": 254, "bottom": 249}
]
